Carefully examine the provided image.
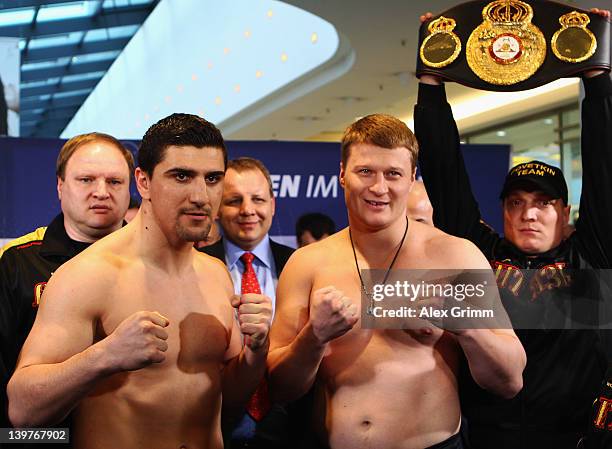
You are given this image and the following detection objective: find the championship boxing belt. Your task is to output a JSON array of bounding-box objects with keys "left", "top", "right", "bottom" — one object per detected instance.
[{"left": 416, "top": 0, "right": 611, "bottom": 91}]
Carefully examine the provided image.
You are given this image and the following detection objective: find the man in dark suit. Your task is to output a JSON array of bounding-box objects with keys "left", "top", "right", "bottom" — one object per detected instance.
[{"left": 200, "top": 157, "right": 295, "bottom": 449}]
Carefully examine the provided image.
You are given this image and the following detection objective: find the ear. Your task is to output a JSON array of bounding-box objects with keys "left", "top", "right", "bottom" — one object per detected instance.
[
  {"left": 339, "top": 162, "right": 346, "bottom": 188},
  {"left": 563, "top": 204, "right": 571, "bottom": 224},
  {"left": 56, "top": 176, "right": 63, "bottom": 201},
  {"left": 135, "top": 167, "right": 151, "bottom": 200},
  {"left": 270, "top": 196, "right": 276, "bottom": 217}
]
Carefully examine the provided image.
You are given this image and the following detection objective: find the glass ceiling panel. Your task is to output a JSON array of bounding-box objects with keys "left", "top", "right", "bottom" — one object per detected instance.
[
  {"left": 83, "top": 24, "right": 138, "bottom": 43},
  {"left": 61, "top": 71, "right": 106, "bottom": 83},
  {"left": 37, "top": 1, "right": 99, "bottom": 23},
  {"left": 103, "top": 0, "right": 153, "bottom": 9},
  {"left": 22, "top": 57, "right": 71, "bottom": 71},
  {"left": 0, "top": 7, "right": 35, "bottom": 26},
  {"left": 28, "top": 31, "right": 84, "bottom": 50},
  {"left": 108, "top": 24, "right": 139, "bottom": 39},
  {"left": 53, "top": 88, "right": 93, "bottom": 99},
  {"left": 71, "top": 50, "right": 120, "bottom": 64}
]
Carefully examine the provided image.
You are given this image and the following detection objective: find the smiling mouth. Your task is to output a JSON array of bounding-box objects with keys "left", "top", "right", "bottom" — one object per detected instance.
[{"left": 365, "top": 199, "right": 388, "bottom": 207}]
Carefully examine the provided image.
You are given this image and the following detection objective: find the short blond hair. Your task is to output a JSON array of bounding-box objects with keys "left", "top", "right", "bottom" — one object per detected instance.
[
  {"left": 228, "top": 157, "right": 274, "bottom": 197},
  {"left": 56, "top": 132, "right": 134, "bottom": 180},
  {"left": 341, "top": 114, "right": 419, "bottom": 171}
]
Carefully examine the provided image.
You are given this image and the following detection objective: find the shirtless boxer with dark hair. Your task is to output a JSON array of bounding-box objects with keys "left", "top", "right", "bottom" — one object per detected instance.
[{"left": 7, "top": 113, "right": 272, "bottom": 449}]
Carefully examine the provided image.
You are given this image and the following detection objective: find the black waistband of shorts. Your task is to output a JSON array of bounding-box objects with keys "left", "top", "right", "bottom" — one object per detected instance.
[{"left": 425, "top": 432, "right": 463, "bottom": 449}]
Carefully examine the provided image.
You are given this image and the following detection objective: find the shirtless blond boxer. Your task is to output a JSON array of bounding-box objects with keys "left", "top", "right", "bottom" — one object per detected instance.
[
  {"left": 7, "top": 114, "right": 272, "bottom": 449},
  {"left": 268, "top": 114, "right": 526, "bottom": 449}
]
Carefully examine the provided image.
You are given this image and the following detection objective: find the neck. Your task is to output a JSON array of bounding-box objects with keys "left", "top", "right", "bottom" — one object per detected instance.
[
  {"left": 63, "top": 218, "right": 120, "bottom": 243},
  {"left": 348, "top": 215, "right": 408, "bottom": 259}
]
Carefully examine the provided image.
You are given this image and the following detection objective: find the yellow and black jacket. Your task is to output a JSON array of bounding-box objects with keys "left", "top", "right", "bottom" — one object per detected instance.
[{"left": 0, "top": 213, "right": 90, "bottom": 429}]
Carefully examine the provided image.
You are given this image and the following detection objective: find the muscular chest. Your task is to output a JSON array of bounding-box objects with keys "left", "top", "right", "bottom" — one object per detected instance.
[{"left": 97, "top": 267, "right": 232, "bottom": 365}]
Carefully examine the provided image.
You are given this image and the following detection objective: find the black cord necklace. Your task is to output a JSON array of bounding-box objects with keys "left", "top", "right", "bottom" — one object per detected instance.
[{"left": 349, "top": 216, "right": 409, "bottom": 315}]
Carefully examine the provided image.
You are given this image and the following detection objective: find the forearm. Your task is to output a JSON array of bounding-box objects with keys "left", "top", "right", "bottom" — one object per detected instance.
[
  {"left": 7, "top": 344, "right": 112, "bottom": 427},
  {"left": 576, "top": 71, "right": 612, "bottom": 266},
  {"left": 457, "top": 329, "right": 526, "bottom": 399},
  {"left": 268, "top": 322, "right": 327, "bottom": 404},
  {"left": 415, "top": 83, "right": 481, "bottom": 235},
  {"left": 222, "top": 339, "right": 269, "bottom": 413}
]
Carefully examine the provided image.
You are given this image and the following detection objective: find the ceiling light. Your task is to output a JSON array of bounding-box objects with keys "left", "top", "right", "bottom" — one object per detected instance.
[
  {"left": 311, "top": 33, "right": 318, "bottom": 43},
  {"left": 496, "top": 130, "right": 506, "bottom": 137}
]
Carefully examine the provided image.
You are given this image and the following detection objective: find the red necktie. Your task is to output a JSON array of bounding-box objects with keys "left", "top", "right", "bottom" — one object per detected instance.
[{"left": 239, "top": 252, "right": 271, "bottom": 421}]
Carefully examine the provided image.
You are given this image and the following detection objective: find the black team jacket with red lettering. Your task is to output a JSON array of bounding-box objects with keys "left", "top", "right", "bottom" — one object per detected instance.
[
  {"left": 0, "top": 213, "right": 89, "bottom": 440},
  {"left": 415, "top": 73, "right": 612, "bottom": 449}
]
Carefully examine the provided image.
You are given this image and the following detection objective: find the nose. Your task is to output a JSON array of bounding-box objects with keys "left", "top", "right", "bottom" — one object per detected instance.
[
  {"left": 239, "top": 198, "right": 255, "bottom": 215},
  {"left": 93, "top": 179, "right": 109, "bottom": 199},
  {"left": 369, "top": 172, "right": 388, "bottom": 196},
  {"left": 189, "top": 178, "right": 209, "bottom": 206},
  {"left": 521, "top": 204, "right": 538, "bottom": 221}
]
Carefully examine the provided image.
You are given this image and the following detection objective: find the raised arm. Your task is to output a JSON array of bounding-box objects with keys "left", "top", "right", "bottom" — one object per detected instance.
[
  {"left": 267, "top": 250, "right": 358, "bottom": 404},
  {"left": 414, "top": 76, "right": 499, "bottom": 255},
  {"left": 574, "top": 70, "right": 612, "bottom": 268},
  {"left": 7, "top": 259, "right": 169, "bottom": 427}
]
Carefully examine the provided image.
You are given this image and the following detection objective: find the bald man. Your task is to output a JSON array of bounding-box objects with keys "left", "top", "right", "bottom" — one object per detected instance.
[{"left": 407, "top": 180, "right": 433, "bottom": 225}]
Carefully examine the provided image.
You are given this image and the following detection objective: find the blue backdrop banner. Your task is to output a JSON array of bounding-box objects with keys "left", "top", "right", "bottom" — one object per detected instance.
[{"left": 0, "top": 137, "right": 509, "bottom": 244}]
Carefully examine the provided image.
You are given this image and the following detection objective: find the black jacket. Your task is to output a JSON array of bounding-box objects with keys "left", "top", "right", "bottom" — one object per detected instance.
[
  {"left": 415, "top": 73, "right": 612, "bottom": 449},
  {"left": 0, "top": 213, "right": 90, "bottom": 446}
]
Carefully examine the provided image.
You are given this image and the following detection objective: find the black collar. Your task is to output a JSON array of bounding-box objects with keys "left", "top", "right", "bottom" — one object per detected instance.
[{"left": 39, "top": 213, "right": 91, "bottom": 260}]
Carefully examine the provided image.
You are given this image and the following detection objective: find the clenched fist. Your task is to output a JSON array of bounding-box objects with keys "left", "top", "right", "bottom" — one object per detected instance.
[
  {"left": 309, "top": 286, "right": 359, "bottom": 345},
  {"left": 231, "top": 294, "right": 272, "bottom": 351},
  {"left": 102, "top": 311, "right": 169, "bottom": 372}
]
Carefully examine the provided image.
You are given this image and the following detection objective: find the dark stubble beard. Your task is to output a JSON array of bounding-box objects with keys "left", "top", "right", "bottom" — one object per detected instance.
[
  {"left": 176, "top": 207, "right": 212, "bottom": 242},
  {"left": 176, "top": 220, "right": 211, "bottom": 242}
]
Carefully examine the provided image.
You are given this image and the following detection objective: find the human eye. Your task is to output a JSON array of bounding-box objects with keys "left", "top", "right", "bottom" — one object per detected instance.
[
  {"left": 386, "top": 170, "right": 402, "bottom": 178},
  {"left": 175, "top": 172, "right": 190, "bottom": 182},
  {"left": 358, "top": 168, "right": 371, "bottom": 175},
  {"left": 253, "top": 197, "right": 265, "bottom": 204},
  {"left": 538, "top": 199, "right": 553, "bottom": 207},
  {"left": 108, "top": 179, "right": 123, "bottom": 186},
  {"left": 225, "top": 197, "right": 240, "bottom": 206},
  {"left": 79, "top": 177, "right": 92, "bottom": 183},
  {"left": 205, "top": 173, "right": 222, "bottom": 184}
]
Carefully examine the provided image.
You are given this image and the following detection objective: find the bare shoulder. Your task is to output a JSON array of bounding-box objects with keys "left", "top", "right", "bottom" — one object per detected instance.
[
  {"left": 284, "top": 230, "right": 344, "bottom": 276},
  {"left": 40, "top": 242, "right": 124, "bottom": 319},
  {"left": 194, "top": 250, "right": 234, "bottom": 293},
  {"left": 425, "top": 226, "right": 489, "bottom": 270}
]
